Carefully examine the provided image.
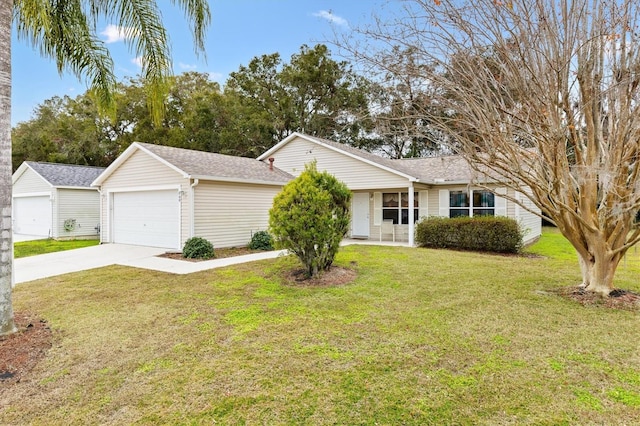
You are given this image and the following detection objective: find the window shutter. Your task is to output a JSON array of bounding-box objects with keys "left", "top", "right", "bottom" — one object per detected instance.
[
  {"left": 438, "top": 189, "right": 449, "bottom": 217},
  {"left": 373, "top": 192, "right": 382, "bottom": 226},
  {"left": 495, "top": 187, "right": 507, "bottom": 216},
  {"left": 418, "top": 190, "right": 429, "bottom": 220}
]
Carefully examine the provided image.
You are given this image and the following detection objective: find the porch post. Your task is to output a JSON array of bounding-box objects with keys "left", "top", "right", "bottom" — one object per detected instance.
[{"left": 408, "top": 183, "right": 415, "bottom": 246}]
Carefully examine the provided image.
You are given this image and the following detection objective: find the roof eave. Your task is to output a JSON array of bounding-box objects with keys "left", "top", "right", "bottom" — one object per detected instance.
[{"left": 189, "top": 174, "right": 291, "bottom": 186}]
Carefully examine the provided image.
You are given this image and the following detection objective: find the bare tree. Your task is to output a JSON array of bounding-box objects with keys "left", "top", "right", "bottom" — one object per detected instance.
[{"left": 345, "top": 0, "right": 640, "bottom": 296}]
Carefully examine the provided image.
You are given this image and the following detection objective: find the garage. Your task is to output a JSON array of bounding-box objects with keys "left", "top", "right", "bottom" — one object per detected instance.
[
  {"left": 112, "top": 190, "right": 180, "bottom": 249},
  {"left": 13, "top": 196, "right": 51, "bottom": 237}
]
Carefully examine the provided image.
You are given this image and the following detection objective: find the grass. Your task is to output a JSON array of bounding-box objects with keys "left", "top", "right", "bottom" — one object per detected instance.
[
  {"left": 3, "top": 228, "right": 640, "bottom": 424},
  {"left": 14, "top": 238, "right": 99, "bottom": 258}
]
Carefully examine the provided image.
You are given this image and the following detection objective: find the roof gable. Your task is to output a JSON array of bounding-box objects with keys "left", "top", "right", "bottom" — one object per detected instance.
[
  {"left": 258, "top": 132, "right": 478, "bottom": 184},
  {"left": 14, "top": 162, "right": 105, "bottom": 188},
  {"left": 93, "top": 142, "right": 293, "bottom": 186}
]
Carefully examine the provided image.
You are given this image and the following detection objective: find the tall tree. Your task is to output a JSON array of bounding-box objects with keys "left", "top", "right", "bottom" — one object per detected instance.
[
  {"left": 1, "top": 0, "right": 210, "bottom": 335},
  {"left": 349, "top": 0, "right": 640, "bottom": 296},
  {"left": 226, "top": 44, "right": 373, "bottom": 152}
]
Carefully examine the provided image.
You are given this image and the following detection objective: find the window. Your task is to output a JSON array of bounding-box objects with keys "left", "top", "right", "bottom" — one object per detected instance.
[
  {"left": 449, "top": 190, "right": 495, "bottom": 218},
  {"left": 473, "top": 190, "right": 495, "bottom": 216},
  {"left": 449, "top": 191, "right": 470, "bottom": 218},
  {"left": 383, "top": 192, "right": 419, "bottom": 224}
]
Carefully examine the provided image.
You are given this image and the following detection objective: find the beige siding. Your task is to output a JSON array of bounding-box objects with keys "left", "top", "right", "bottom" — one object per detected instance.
[
  {"left": 269, "top": 136, "right": 410, "bottom": 190},
  {"left": 515, "top": 188, "right": 542, "bottom": 245},
  {"left": 53, "top": 189, "right": 100, "bottom": 239},
  {"left": 194, "top": 181, "right": 281, "bottom": 248},
  {"left": 99, "top": 150, "right": 190, "bottom": 244},
  {"left": 13, "top": 168, "right": 51, "bottom": 194}
]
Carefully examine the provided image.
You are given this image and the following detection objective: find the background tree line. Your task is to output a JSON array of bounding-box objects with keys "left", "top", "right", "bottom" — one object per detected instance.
[{"left": 11, "top": 43, "right": 446, "bottom": 171}]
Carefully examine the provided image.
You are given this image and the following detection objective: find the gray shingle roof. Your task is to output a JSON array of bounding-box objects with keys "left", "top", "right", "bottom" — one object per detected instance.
[
  {"left": 26, "top": 162, "right": 106, "bottom": 188},
  {"left": 138, "top": 143, "right": 293, "bottom": 184}
]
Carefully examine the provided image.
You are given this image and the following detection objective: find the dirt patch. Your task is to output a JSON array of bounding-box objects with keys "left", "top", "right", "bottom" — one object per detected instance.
[
  {"left": 0, "top": 312, "right": 53, "bottom": 387},
  {"left": 553, "top": 286, "right": 640, "bottom": 310},
  {"left": 280, "top": 265, "right": 358, "bottom": 287},
  {"left": 159, "top": 246, "right": 265, "bottom": 262}
]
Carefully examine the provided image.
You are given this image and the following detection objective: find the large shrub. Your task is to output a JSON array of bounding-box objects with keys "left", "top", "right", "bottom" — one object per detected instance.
[
  {"left": 182, "top": 237, "right": 215, "bottom": 259},
  {"left": 248, "top": 230, "right": 273, "bottom": 251},
  {"left": 269, "top": 162, "right": 351, "bottom": 277},
  {"left": 416, "top": 216, "right": 523, "bottom": 253}
]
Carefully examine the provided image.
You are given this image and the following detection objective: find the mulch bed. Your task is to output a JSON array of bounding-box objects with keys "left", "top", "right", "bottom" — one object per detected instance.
[
  {"left": 553, "top": 286, "right": 640, "bottom": 310},
  {"left": 158, "top": 246, "right": 264, "bottom": 262},
  {"left": 280, "top": 264, "right": 358, "bottom": 287},
  {"left": 0, "top": 312, "right": 52, "bottom": 387}
]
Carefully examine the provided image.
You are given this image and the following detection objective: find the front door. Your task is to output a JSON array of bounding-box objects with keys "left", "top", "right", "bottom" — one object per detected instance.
[{"left": 352, "top": 192, "right": 370, "bottom": 238}]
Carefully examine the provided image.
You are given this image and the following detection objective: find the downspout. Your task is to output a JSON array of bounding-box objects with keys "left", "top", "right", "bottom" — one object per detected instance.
[
  {"left": 408, "top": 182, "right": 415, "bottom": 247},
  {"left": 190, "top": 178, "right": 199, "bottom": 238},
  {"left": 97, "top": 188, "right": 103, "bottom": 243}
]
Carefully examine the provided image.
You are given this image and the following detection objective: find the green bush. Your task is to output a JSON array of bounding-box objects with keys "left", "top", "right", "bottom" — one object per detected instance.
[
  {"left": 248, "top": 230, "right": 273, "bottom": 251},
  {"left": 182, "top": 237, "right": 215, "bottom": 259},
  {"left": 269, "top": 161, "right": 351, "bottom": 277},
  {"left": 416, "top": 216, "right": 523, "bottom": 253}
]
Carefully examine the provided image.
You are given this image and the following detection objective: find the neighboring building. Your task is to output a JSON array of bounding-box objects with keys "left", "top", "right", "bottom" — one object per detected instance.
[
  {"left": 258, "top": 132, "right": 541, "bottom": 245},
  {"left": 12, "top": 162, "right": 105, "bottom": 239},
  {"left": 91, "top": 142, "right": 292, "bottom": 250}
]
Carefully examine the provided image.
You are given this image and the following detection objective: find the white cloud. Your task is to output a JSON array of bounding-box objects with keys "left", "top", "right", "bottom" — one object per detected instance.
[
  {"left": 131, "top": 57, "right": 144, "bottom": 68},
  {"left": 313, "top": 10, "right": 349, "bottom": 28},
  {"left": 179, "top": 62, "right": 198, "bottom": 70},
  {"left": 101, "top": 24, "right": 138, "bottom": 43},
  {"left": 208, "top": 72, "right": 224, "bottom": 82}
]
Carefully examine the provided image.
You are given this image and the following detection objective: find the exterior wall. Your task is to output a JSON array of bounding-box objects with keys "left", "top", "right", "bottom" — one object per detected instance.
[
  {"left": 429, "top": 184, "right": 541, "bottom": 244},
  {"left": 99, "top": 149, "right": 191, "bottom": 245},
  {"left": 13, "top": 168, "right": 51, "bottom": 194},
  {"left": 268, "top": 136, "right": 411, "bottom": 190},
  {"left": 193, "top": 181, "right": 282, "bottom": 248},
  {"left": 53, "top": 189, "right": 100, "bottom": 239},
  {"left": 515, "top": 188, "right": 542, "bottom": 245}
]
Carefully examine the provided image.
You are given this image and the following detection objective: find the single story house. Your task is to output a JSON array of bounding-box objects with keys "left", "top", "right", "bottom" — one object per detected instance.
[
  {"left": 258, "top": 132, "right": 541, "bottom": 246},
  {"left": 91, "top": 142, "right": 292, "bottom": 250},
  {"left": 12, "top": 161, "right": 105, "bottom": 239}
]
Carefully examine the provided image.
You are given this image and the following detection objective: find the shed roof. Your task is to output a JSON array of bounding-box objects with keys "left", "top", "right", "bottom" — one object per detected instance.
[
  {"left": 15, "top": 162, "right": 106, "bottom": 188},
  {"left": 93, "top": 142, "right": 293, "bottom": 186}
]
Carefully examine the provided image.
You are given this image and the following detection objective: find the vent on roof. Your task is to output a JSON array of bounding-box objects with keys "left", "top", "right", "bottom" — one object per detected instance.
[{"left": 268, "top": 157, "right": 275, "bottom": 170}]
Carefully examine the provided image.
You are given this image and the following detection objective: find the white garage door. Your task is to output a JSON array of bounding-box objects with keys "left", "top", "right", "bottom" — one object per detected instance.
[
  {"left": 112, "top": 190, "right": 180, "bottom": 249},
  {"left": 13, "top": 196, "right": 51, "bottom": 237}
]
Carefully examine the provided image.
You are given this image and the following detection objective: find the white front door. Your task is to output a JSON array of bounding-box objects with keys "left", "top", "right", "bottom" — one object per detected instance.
[{"left": 351, "top": 192, "right": 370, "bottom": 238}]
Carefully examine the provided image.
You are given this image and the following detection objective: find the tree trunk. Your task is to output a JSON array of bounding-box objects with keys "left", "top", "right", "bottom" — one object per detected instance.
[
  {"left": 0, "top": 0, "right": 16, "bottom": 336},
  {"left": 577, "top": 247, "right": 620, "bottom": 297}
]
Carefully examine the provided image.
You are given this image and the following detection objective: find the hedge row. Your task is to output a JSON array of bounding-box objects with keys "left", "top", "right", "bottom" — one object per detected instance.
[{"left": 415, "top": 216, "right": 523, "bottom": 253}]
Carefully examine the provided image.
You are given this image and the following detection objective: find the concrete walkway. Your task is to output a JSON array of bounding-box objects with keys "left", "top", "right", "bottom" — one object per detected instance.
[{"left": 14, "top": 239, "right": 409, "bottom": 284}]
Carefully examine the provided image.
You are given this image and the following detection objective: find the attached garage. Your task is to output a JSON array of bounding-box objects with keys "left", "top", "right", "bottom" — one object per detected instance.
[
  {"left": 12, "top": 162, "right": 105, "bottom": 239},
  {"left": 112, "top": 190, "right": 180, "bottom": 248},
  {"left": 92, "top": 142, "right": 292, "bottom": 250},
  {"left": 13, "top": 195, "right": 51, "bottom": 237}
]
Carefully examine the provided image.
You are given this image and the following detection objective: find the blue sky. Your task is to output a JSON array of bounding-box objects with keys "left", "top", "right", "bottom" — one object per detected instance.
[{"left": 11, "top": 1, "right": 397, "bottom": 126}]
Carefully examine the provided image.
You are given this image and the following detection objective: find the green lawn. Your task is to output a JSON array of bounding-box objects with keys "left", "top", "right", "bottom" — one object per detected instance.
[
  {"left": 14, "top": 239, "right": 99, "bottom": 258},
  {"left": 3, "top": 229, "right": 639, "bottom": 424}
]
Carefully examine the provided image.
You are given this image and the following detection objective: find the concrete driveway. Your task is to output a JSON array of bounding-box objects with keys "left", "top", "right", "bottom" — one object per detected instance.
[
  {"left": 14, "top": 244, "right": 167, "bottom": 284},
  {"left": 14, "top": 243, "right": 289, "bottom": 284}
]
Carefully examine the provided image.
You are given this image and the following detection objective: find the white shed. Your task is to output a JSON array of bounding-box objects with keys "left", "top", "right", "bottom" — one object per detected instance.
[{"left": 12, "top": 162, "right": 105, "bottom": 239}]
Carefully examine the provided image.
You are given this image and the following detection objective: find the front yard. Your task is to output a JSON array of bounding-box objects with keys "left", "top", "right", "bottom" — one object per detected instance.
[{"left": 2, "top": 229, "right": 639, "bottom": 424}]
